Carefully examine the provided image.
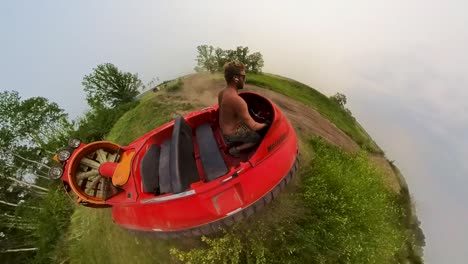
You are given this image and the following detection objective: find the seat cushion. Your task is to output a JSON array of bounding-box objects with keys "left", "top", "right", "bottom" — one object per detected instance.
[
  {"left": 140, "top": 144, "right": 161, "bottom": 194},
  {"left": 196, "top": 124, "right": 228, "bottom": 181},
  {"left": 170, "top": 116, "right": 200, "bottom": 193}
]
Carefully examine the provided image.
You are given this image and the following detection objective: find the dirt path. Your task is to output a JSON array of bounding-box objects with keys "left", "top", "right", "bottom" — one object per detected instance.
[{"left": 176, "top": 74, "right": 400, "bottom": 192}]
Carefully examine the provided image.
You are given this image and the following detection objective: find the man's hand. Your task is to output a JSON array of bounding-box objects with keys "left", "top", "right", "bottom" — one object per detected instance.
[{"left": 256, "top": 122, "right": 268, "bottom": 131}]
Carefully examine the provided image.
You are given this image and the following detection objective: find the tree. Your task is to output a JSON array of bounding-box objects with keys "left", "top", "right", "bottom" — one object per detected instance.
[
  {"left": 0, "top": 92, "right": 64, "bottom": 206},
  {"left": 0, "top": 91, "right": 73, "bottom": 261},
  {"left": 214, "top": 48, "right": 227, "bottom": 71},
  {"left": 71, "top": 100, "right": 138, "bottom": 142},
  {"left": 195, "top": 45, "right": 265, "bottom": 73},
  {"left": 246, "top": 52, "right": 264, "bottom": 73},
  {"left": 224, "top": 49, "right": 238, "bottom": 63},
  {"left": 195, "top": 45, "right": 217, "bottom": 73},
  {"left": 82, "top": 63, "right": 142, "bottom": 109},
  {"left": 330, "top": 93, "right": 347, "bottom": 107},
  {"left": 234, "top": 46, "right": 249, "bottom": 64},
  {"left": 0, "top": 91, "right": 71, "bottom": 173}
]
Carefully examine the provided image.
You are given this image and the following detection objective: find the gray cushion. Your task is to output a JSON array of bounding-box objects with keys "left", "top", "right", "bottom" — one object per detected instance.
[
  {"left": 169, "top": 116, "right": 200, "bottom": 193},
  {"left": 140, "top": 144, "right": 161, "bottom": 194},
  {"left": 196, "top": 124, "right": 228, "bottom": 181}
]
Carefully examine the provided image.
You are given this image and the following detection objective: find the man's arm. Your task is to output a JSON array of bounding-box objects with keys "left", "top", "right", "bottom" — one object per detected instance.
[{"left": 235, "top": 97, "right": 267, "bottom": 131}]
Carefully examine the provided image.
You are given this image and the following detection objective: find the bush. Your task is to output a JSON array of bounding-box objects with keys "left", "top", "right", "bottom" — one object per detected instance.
[
  {"left": 16, "top": 186, "right": 74, "bottom": 264},
  {"left": 170, "top": 234, "right": 244, "bottom": 264},
  {"left": 170, "top": 222, "right": 299, "bottom": 264},
  {"left": 329, "top": 93, "right": 347, "bottom": 107},
  {"left": 72, "top": 101, "right": 139, "bottom": 142},
  {"left": 167, "top": 79, "right": 184, "bottom": 92}
]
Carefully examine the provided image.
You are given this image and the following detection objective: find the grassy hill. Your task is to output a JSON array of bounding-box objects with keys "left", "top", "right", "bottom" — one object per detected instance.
[{"left": 57, "top": 73, "right": 424, "bottom": 264}]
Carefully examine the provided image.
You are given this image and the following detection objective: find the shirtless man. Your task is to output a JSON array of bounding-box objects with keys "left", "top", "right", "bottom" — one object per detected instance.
[{"left": 218, "top": 62, "right": 268, "bottom": 157}]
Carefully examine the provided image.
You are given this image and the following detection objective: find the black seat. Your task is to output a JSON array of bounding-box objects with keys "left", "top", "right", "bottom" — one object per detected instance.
[
  {"left": 196, "top": 124, "right": 228, "bottom": 181},
  {"left": 140, "top": 144, "right": 161, "bottom": 194},
  {"left": 169, "top": 116, "right": 200, "bottom": 193},
  {"left": 158, "top": 139, "right": 172, "bottom": 194}
]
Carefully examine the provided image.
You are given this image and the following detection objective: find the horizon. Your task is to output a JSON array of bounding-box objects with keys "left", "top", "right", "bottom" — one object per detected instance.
[{"left": 2, "top": 1, "right": 468, "bottom": 263}]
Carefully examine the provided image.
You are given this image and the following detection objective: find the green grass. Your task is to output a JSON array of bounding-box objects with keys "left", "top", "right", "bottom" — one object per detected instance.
[
  {"left": 295, "top": 139, "right": 406, "bottom": 263},
  {"left": 244, "top": 73, "right": 382, "bottom": 153},
  {"left": 66, "top": 207, "right": 202, "bottom": 264},
  {"left": 106, "top": 92, "right": 194, "bottom": 145}
]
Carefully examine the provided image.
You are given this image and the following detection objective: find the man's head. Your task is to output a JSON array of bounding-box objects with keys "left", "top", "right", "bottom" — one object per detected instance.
[{"left": 224, "top": 61, "right": 246, "bottom": 90}]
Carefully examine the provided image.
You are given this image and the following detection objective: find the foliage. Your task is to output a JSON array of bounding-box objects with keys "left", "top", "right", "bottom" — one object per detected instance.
[
  {"left": 171, "top": 192, "right": 304, "bottom": 264},
  {"left": 246, "top": 52, "right": 264, "bottom": 73},
  {"left": 195, "top": 45, "right": 264, "bottom": 73},
  {"left": 18, "top": 185, "right": 74, "bottom": 263},
  {"left": 388, "top": 162, "right": 425, "bottom": 263},
  {"left": 294, "top": 138, "right": 406, "bottom": 263},
  {"left": 170, "top": 235, "right": 244, "bottom": 264},
  {"left": 330, "top": 92, "right": 347, "bottom": 107},
  {"left": 0, "top": 89, "right": 140, "bottom": 263},
  {"left": 71, "top": 101, "right": 139, "bottom": 143},
  {"left": 106, "top": 92, "right": 194, "bottom": 145},
  {"left": 166, "top": 79, "right": 184, "bottom": 92},
  {"left": 214, "top": 48, "right": 227, "bottom": 71},
  {"left": 195, "top": 45, "right": 218, "bottom": 73},
  {"left": 0, "top": 183, "right": 74, "bottom": 264},
  {"left": 0, "top": 89, "right": 140, "bottom": 264},
  {"left": 0, "top": 91, "right": 72, "bottom": 152},
  {"left": 172, "top": 138, "right": 409, "bottom": 264},
  {"left": 82, "top": 63, "right": 142, "bottom": 109},
  {"left": 0, "top": 91, "right": 73, "bottom": 263},
  {"left": 330, "top": 92, "right": 356, "bottom": 123}
]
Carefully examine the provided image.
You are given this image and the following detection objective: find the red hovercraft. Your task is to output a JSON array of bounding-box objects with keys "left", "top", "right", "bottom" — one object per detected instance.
[{"left": 49, "top": 92, "right": 299, "bottom": 238}]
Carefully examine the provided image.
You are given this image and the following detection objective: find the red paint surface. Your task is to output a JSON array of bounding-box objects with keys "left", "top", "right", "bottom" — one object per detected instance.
[{"left": 99, "top": 162, "right": 118, "bottom": 178}]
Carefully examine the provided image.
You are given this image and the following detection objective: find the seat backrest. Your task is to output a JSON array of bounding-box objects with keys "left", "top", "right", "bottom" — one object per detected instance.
[
  {"left": 169, "top": 116, "right": 200, "bottom": 193},
  {"left": 140, "top": 144, "right": 160, "bottom": 194},
  {"left": 196, "top": 123, "right": 228, "bottom": 181}
]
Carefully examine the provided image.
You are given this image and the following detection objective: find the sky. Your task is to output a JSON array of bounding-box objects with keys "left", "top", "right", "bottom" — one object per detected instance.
[{"left": 1, "top": 0, "right": 467, "bottom": 262}]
